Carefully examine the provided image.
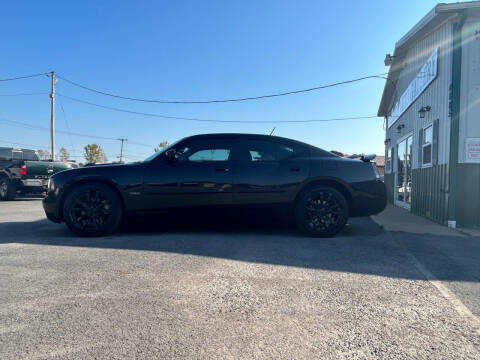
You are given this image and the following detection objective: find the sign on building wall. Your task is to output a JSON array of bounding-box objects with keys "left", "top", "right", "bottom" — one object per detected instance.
[
  {"left": 388, "top": 48, "right": 438, "bottom": 128},
  {"left": 466, "top": 138, "right": 480, "bottom": 162}
]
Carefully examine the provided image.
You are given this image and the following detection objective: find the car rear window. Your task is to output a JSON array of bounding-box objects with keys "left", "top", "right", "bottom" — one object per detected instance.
[
  {"left": 0, "top": 148, "right": 40, "bottom": 161},
  {"left": 12, "top": 150, "right": 23, "bottom": 160},
  {"left": 22, "top": 150, "right": 39, "bottom": 161}
]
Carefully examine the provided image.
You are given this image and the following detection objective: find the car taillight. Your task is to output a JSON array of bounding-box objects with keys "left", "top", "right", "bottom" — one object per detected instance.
[{"left": 20, "top": 164, "right": 27, "bottom": 176}]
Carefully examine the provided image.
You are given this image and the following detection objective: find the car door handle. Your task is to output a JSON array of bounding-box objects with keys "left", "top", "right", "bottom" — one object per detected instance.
[
  {"left": 215, "top": 168, "right": 229, "bottom": 172},
  {"left": 290, "top": 167, "right": 301, "bottom": 172}
]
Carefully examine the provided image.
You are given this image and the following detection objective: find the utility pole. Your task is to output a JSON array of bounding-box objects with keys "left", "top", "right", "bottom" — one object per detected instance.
[
  {"left": 117, "top": 138, "right": 127, "bottom": 163},
  {"left": 50, "top": 71, "right": 56, "bottom": 161}
]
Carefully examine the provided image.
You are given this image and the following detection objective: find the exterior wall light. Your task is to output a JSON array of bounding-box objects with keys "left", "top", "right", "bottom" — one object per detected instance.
[
  {"left": 384, "top": 138, "right": 391, "bottom": 145},
  {"left": 418, "top": 106, "right": 431, "bottom": 118},
  {"left": 396, "top": 124, "right": 405, "bottom": 133},
  {"left": 384, "top": 54, "right": 396, "bottom": 66}
]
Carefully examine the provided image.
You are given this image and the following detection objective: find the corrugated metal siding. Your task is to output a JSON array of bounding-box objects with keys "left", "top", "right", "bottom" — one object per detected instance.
[
  {"left": 411, "top": 164, "right": 449, "bottom": 224},
  {"left": 384, "top": 173, "right": 395, "bottom": 204},
  {"left": 456, "top": 163, "right": 480, "bottom": 227},
  {"left": 386, "top": 21, "right": 452, "bottom": 169},
  {"left": 459, "top": 17, "right": 480, "bottom": 162}
]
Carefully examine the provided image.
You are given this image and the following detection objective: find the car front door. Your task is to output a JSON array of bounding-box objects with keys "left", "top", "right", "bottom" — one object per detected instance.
[
  {"left": 142, "top": 138, "right": 235, "bottom": 210},
  {"left": 233, "top": 138, "right": 310, "bottom": 205}
]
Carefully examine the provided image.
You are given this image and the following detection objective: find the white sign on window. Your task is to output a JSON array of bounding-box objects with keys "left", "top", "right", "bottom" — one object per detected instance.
[
  {"left": 466, "top": 138, "right": 480, "bottom": 162},
  {"left": 388, "top": 48, "right": 438, "bottom": 128}
]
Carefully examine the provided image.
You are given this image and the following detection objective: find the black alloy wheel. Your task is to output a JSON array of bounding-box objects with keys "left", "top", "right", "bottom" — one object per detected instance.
[
  {"left": 63, "top": 183, "right": 122, "bottom": 237},
  {"left": 295, "top": 186, "right": 348, "bottom": 237}
]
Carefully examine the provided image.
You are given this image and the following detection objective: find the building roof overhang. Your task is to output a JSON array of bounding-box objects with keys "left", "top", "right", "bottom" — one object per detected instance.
[{"left": 377, "top": 2, "right": 480, "bottom": 117}]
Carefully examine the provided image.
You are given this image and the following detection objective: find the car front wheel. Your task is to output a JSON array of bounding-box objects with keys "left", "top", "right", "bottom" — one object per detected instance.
[
  {"left": 295, "top": 186, "right": 349, "bottom": 237},
  {"left": 63, "top": 183, "right": 122, "bottom": 237}
]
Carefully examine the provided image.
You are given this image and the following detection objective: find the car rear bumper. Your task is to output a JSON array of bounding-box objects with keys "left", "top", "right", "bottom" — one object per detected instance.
[
  {"left": 350, "top": 179, "right": 387, "bottom": 217},
  {"left": 11, "top": 179, "right": 47, "bottom": 194},
  {"left": 21, "top": 179, "right": 48, "bottom": 188}
]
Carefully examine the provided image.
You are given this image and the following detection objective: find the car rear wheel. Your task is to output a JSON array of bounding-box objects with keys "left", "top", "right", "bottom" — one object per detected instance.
[
  {"left": 0, "top": 178, "right": 16, "bottom": 201},
  {"left": 63, "top": 183, "right": 122, "bottom": 237},
  {"left": 295, "top": 186, "right": 349, "bottom": 237}
]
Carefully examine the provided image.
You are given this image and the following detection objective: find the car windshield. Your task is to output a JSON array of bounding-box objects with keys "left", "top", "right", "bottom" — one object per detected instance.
[{"left": 143, "top": 138, "right": 183, "bottom": 162}]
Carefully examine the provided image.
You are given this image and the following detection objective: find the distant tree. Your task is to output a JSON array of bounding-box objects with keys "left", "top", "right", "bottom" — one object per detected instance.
[
  {"left": 37, "top": 149, "right": 51, "bottom": 160},
  {"left": 84, "top": 144, "right": 108, "bottom": 164},
  {"left": 154, "top": 141, "right": 169, "bottom": 153},
  {"left": 99, "top": 151, "right": 108, "bottom": 163},
  {"left": 330, "top": 150, "right": 345, "bottom": 157},
  {"left": 59, "top": 147, "right": 70, "bottom": 161}
]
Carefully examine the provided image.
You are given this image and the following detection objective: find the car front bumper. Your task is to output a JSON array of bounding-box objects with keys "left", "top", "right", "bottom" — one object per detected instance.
[{"left": 42, "top": 194, "right": 62, "bottom": 223}]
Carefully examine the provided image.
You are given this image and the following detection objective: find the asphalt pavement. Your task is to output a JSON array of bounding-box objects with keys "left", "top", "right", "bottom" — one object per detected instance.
[{"left": 1, "top": 199, "right": 479, "bottom": 359}]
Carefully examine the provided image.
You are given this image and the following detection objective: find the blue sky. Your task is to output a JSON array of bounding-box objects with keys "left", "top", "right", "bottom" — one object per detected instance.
[{"left": 0, "top": 0, "right": 448, "bottom": 162}]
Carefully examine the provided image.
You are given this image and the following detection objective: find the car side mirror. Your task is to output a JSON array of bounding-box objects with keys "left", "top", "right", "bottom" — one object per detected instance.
[{"left": 164, "top": 149, "right": 177, "bottom": 163}]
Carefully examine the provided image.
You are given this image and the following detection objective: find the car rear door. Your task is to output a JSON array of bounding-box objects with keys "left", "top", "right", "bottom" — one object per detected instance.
[
  {"left": 142, "top": 137, "right": 236, "bottom": 209},
  {"left": 233, "top": 138, "right": 310, "bottom": 205}
]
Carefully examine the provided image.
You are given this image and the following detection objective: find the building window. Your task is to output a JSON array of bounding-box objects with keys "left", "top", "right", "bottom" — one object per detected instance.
[
  {"left": 422, "top": 124, "right": 433, "bottom": 166},
  {"left": 386, "top": 147, "right": 393, "bottom": 173}
]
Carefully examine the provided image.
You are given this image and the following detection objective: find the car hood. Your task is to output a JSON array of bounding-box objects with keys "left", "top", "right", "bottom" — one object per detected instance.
[{"left": 53, "top": 162, "right": 141, "bottom": 178}]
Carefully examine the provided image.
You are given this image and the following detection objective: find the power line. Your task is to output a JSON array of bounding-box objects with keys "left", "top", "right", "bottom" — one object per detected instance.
[
  {"left": 57, "top": 97, "right": 77, "bottom": 158},
  {"left": 0, "top": 139, "right": 141, "bottom": 161},
  {"left": 0, "top": 92, "right": 49, "bottom": 96},
  {"left": 0, "top": 138, "right": 75, "bottom": 154},
  {"left": 56, "top": 72, "right": 388, "bottom": 104},
  {"left": 0, "top": 117, "right": 153, "bottom": 148},
  {"left": 57, "top": 93, "right": 379, "bottom": 124},
  {"left": 0, "top": 72, "right": 48, "bottom": 82},
  {"left": 0, "top": 139, "right": 46, "bottom": 149}
]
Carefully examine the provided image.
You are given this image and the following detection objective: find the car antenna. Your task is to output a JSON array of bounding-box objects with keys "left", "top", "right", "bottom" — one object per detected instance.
[{"left": 269, "top": 127, "right": 276, "bottom": 136}]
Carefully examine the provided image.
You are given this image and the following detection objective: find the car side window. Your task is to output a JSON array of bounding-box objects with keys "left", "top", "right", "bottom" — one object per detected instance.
[
  {"left": 175, "top": 140, "right": 232, "bottom": 162},
  {"left": 188, "top": 149, "right": 230, "bottom": 161},
  {"left": 0, "top": 148, "right": 11, "bottom": 161},
  {"left": 242, "top": 140, "right": 294, "bottom": 162}
]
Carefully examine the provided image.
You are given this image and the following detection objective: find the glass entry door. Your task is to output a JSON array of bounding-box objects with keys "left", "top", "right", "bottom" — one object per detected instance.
[{"left": 395, "top": 135, "right": 412, "bottom": 208}]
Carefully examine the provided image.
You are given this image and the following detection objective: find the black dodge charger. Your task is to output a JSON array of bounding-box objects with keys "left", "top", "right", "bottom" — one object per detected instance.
[{"left": 43, "top": 134, "right": 386, "bottom": 237}]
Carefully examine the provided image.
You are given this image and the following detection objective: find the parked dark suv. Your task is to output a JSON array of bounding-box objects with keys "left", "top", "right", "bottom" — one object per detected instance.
[{"left": 43, "top": 134, "right": 386, "bottom": 237}]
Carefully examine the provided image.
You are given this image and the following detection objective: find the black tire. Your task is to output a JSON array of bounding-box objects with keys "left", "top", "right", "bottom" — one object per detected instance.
[
  {"left": 63, "top": 183, "right": 123, "bottom": 237},
  {"left": 294, "top": 186, "right": 349, "bottom": 237},
  {"left": 0, "top": 177, "right": 17, "bottom": 201}
]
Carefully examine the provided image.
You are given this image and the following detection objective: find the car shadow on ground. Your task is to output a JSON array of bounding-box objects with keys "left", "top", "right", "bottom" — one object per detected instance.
[{"left": 1, "top": 211, "right": 479, "bottom": 283}]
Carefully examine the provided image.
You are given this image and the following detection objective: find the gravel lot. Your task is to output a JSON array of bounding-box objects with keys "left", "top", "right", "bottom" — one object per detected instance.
[{"left": 1, "top": 199, "right": 479, "bottom": 359}]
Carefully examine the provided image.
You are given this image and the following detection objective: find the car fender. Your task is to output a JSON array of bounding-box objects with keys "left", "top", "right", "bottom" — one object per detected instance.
[
  {"left": 57, "top": 175, "right": 127, "bottom": 219},
  {"left": 294, "top": 176, "right": 354, "bottom": 203}
]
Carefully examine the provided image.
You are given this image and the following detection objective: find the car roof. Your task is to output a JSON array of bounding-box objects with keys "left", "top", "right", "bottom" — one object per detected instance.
[
  {"left": 185, "top": 133, "right": 309, "bottom": 146},
  {"left": 182, "top": 133, "right": 334, "bottom": 157}
]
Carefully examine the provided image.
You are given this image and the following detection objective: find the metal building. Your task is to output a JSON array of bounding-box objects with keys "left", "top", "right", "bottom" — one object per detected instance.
[{"left": 379, "top": 1, "right": 480, "bottom": 228}]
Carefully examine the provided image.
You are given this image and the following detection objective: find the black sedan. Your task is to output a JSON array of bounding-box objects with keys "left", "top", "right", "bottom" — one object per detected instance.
[{"left": 43, "top": 133, "right": 386, "bottom": 237}]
